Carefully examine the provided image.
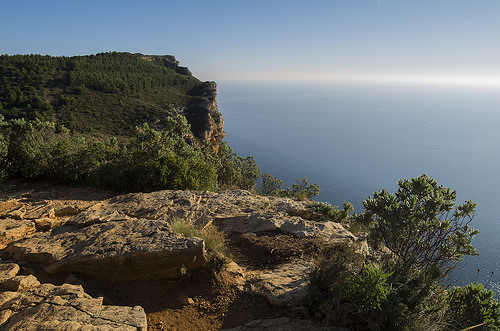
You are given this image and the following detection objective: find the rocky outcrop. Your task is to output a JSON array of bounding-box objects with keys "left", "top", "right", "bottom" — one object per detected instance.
[
  {"left": 140, "top": 54, "right": 193, "bottom": 76},
  {"left": 185, "top": 81, "right": 225, "bottom": 151},
  {"left": 0, "top": 261, "right": 147, "bottom": 330},
  {"left": 4, "top": 190, "right": 360, "bottom": 284},
  {"left": 0, "top": 188, "right": 365, "bottom": 329},
  {"left": 7, "top": 218, "right": 206, "bottom": 282}
]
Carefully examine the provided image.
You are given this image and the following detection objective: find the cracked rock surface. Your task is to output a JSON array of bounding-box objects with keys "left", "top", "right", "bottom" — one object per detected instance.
[
  {"left": 0, "top": 261, "right": 147, "bottom": 330},
  {"left": 7, "top": 218, "right": 206, "bottom": 282},
  {"left": 0, "top": 187, "right": 364, "bottom": 329}
]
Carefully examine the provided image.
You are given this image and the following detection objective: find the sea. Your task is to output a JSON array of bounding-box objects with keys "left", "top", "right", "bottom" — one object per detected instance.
[{"left": 217, "top": 81, "right": 500, "bottom": 292}]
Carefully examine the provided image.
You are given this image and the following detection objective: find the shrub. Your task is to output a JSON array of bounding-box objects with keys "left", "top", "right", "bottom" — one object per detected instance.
[
  {"left": 307, "top": 201, "right": 354, "bottom": 223},
  {"left": 447, "top": 282, "right": 500, "bottom": 330},
  {"left": 356, "top": 174, "right": 479, "bottom": 273},
  {"left": 259, "top": 172, "right": 283, "bottom": 195},
  {"left": 275, "top": 177, "right": 321, "bottom": 200},
  {"left": 341, "top": 263, "right": 392, "bottom": 315},
  {"left": 304, "top": 244, "right": 364, "bottom": 312},
  {"left": 214, "top": 142, "right": 261, "bottom": 190}
]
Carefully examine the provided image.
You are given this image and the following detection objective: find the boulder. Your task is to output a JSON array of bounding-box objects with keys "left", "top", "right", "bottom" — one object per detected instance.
[
  {"left": 244, "top": 262, "right": 312, "bottom": 307},
  {"left": 0, "top": 262, "right": 147, "bottom": 330},
  {"left": 7, "top": 218, "right": 206, "bottom": 281}
]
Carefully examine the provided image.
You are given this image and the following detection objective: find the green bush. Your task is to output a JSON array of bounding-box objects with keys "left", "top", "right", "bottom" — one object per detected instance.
[
  {"left": 304, "top": 244, "right": 363, "bottom": 313},
  {"left": 341, "top": 263, "right": 392, "bottom": 315},
  {"left": 447, "top": 282, "right": 500, "bottom": 330},
  {"left": 307, "top": 201, "right": 354, "bottom": 223},
  {"left": 306, "top": 175, "right": 482, "bottom": 330},
  {"left": 88, "top": 117, "right": 219, "bottom": 192},
  {"left": 275, "top": 177, "right": 321, "bottom": 200},
  {"left": 0, "top": 116, "right": 264, "bottom": 193},
  {"left": 356, "top": 174, "right": 479, "bottom": 273},
  {"left": 259, "top": 172, "right": 283, "bottom": 195},
  {"left": 212, "top": 142, "right": 261, "bottom": 190}
]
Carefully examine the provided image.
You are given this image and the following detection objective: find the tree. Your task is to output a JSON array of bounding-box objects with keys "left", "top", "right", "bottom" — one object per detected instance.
[
  {"left": 259, "top": 172, "right": 283, "bottom": 195},
  {"left": 358, "top": 174, "right": 479, "bottom": 273}
]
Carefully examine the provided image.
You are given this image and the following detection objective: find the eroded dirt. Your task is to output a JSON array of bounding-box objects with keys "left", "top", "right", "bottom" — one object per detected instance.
[{"left": 229, "top": 231, "right": 320, "bottom": 268}]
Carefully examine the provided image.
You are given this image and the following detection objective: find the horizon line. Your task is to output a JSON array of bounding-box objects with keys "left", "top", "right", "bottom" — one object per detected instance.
[{"left": 214, "top": 75, "right": 500, "bottom": 88}]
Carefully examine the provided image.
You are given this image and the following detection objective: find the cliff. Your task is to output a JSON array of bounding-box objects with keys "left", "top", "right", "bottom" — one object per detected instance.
[{"left": 185, "top": 81, "right": 225, "bottom": 150}]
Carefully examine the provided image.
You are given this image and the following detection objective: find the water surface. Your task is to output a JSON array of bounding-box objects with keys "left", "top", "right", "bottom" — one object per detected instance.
[{"left": 218, "top": 81, "right": 500, "bottom": 290}]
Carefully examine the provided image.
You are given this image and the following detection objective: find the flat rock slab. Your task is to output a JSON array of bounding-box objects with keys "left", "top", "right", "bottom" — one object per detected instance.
[
  {"left": 103, "top": 190, "right": 355, "bottom": 242},
  {"left": 245, "top": 262, "right": 312, "bottom": 307},
  {"left": 0, "top": 262, "right": 147, "bottom": 330},
  {"left": 7, "top": 218, "right": 206, "bottom": 281},
  {"left": 0, "top": 219, "right": 35, "bottom": 248},
  {"left": 214, "top": 212, "right": 355, "bottom": 241}
]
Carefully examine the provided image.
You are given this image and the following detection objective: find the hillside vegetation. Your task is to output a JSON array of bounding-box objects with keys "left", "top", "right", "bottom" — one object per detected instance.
[
  {"left": 0, "top": 52, "right": 257, "bottom": 192},
  {"left": 0, "top": 52, "right": 202, "bottom": 136}
]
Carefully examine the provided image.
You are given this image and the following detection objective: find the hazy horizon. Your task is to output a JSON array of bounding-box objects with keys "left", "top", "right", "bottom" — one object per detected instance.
[{"left": 2, "top": 1, "right": 500, "bottom": 86}]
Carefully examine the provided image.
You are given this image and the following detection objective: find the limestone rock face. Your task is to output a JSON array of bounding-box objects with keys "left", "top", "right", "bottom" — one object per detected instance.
[
  {"left": 102, "top": 189, "right": 355, "bottom": 242},
  {"left": 4, "top": 188, "right": 360, "bottom": 287},
  {"left": 184, "top": 81, "right": 225, "bottom": 150},
  {"left": 0, "top": 261, "right": 147, "bottom": 330},
  {"left": 7, "top": 218, "right": 206, "bottom": 282},
  {"left": 0, "top": 219, "right": 35, "bottom": 249}
]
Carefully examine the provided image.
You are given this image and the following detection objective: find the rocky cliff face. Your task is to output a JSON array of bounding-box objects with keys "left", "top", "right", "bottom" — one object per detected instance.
[
  {"left": 140, "top": 55, "right": 226, "bottom": 149},
  {"left": 184, "top": 81, "right": 225, "bottom": 151},
  {"left": 140, "top": 54, "right": 193, "bottom": 76}
]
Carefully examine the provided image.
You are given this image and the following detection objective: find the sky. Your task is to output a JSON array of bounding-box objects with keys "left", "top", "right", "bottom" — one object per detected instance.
[{"left": 2, "top": 0, "right": 500, "bottom": 85}]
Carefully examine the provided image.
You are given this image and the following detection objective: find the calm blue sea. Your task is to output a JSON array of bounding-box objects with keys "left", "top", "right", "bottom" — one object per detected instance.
[{"left": 217, "top": 81, "right": 500, "bottom": 291}]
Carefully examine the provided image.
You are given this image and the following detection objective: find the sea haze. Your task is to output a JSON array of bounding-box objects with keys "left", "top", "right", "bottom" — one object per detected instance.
[{"left": 218, "top": 81, "right": 500, "bottom": 292}]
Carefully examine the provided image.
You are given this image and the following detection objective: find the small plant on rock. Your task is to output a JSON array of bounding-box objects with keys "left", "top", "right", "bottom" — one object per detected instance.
[{"left": 170, "top": 219, "right": 231, "bottom": 263}]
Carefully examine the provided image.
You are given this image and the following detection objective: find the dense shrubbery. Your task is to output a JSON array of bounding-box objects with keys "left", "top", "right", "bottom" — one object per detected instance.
[
  {"left": 305, "top": 175, "right": 499, "bottom": 330},
  {"left": 215, "top": 142, "right": 261, "bottom": 190},
  {"left": 0, "top": 115, "right": 259, "bottom": 192},
  {"left": 358, "top": 174, "right": 479, "bottom": 273}
]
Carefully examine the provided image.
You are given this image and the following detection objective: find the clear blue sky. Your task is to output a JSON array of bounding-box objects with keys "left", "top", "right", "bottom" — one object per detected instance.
[{"left": 2, "top": 0, "right": 500, "bottom": 84}]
